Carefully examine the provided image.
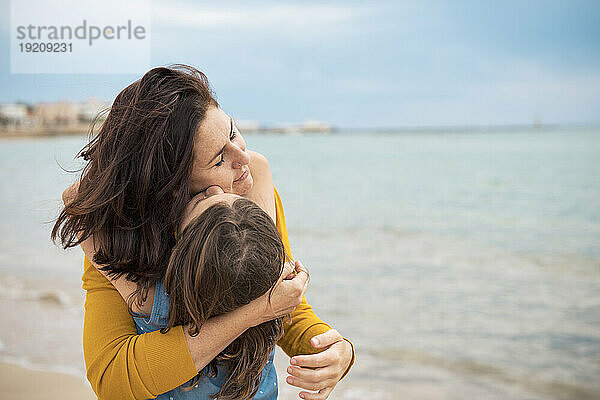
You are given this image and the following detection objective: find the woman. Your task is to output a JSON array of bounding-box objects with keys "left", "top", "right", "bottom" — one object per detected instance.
[{"left": 54, "top": 65, "right": 354, "bottom": 399}]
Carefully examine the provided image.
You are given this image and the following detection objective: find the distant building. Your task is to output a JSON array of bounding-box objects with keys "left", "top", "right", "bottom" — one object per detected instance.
[
  {"left": 267, "top": 120, "right": 333, "bottom": 134},
  {"left": 267, "top": 124, "right": 300, "bottom": 134},
  {"left": 299, "top": 120, "right": 332, "bottom": 133},
  {"left": 235, "top": 119, "right": 261, "bottom": 132},
  {"left": 78, "top": 98, "right": 111, "bottom": 122},
  {"left": 2, "top": 100, "right": 334, "bottom": 137},
  {"left": 1, "top": 99, "right": 112, "bottom": 135},
  {"left": 33, "top": 101, "right": 79, "bottom": 126},
  {"left": 0, "top": 103, "right": 29, "bottom": 126}
]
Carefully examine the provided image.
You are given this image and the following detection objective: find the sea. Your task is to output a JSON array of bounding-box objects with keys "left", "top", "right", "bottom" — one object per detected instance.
[{"left": 0, "top": 127, "right": 599, "bottom": 399}]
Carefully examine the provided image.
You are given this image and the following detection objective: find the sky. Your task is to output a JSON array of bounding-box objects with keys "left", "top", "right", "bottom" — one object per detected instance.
[{"left": 1, "top": 0, "right": 599, "bottom": 128}]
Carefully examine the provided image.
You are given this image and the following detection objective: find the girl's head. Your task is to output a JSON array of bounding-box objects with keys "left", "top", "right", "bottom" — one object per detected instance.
[
  {"left": 164, "top": 194, "right": 285, "bottom": 400},
  {"left": 53, "top": 65, "right": 252, "bottom": 285}
]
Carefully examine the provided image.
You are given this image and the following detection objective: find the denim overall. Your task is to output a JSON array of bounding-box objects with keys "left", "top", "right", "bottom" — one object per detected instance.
[{"left": 133, "top": 280, "right": 278, "bottom": 400}]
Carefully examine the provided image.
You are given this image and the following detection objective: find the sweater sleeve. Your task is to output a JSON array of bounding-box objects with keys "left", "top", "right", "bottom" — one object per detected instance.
[
  {"left": 273, "top": 188, "right": 355, "bottom": 378},
  {"left": 81, "top": 258, "right": 197, "bottom": 400}
]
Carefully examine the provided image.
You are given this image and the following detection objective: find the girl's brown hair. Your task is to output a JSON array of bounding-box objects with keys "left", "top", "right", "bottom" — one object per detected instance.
[
  {"left": 51, "top": 65, "right": 219, "bottom": 300},
  {"left": 164, "top": 198, "right": 285, "bottom": 400}
]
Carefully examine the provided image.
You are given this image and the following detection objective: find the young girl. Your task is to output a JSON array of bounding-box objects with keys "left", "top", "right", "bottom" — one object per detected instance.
[{"left": 134, "top": 193, "right": 292, "bottom": 400}]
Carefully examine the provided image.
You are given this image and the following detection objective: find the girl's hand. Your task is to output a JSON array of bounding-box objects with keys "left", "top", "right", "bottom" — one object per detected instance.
[
  {"left": 251, "top": 260, "right": 309, "bottom": 326},
  {"left": 286, "top": 329, "right": 353, "bottom": 400},
  {"left": 180, "top": 185, "right": 225, "bottom": 230}
]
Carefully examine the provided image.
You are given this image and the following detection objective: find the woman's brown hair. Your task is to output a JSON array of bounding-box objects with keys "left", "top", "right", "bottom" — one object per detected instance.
[
  {"left": 51, "top": 65, "right": 219, "bottom": 298},
  {"left": 164, "top": 198, "right": 285, "bottom": 400}
]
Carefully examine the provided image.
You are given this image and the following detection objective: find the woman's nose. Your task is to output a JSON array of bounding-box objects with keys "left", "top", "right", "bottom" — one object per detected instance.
[{"left": 231, "top": 146, "right": 250, "bottom": 169}]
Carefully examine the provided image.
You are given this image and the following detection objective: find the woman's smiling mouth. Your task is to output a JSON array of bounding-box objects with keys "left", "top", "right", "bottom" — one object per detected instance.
[{"left": 233, "top": 168, "right": 249, "bottom": 183}]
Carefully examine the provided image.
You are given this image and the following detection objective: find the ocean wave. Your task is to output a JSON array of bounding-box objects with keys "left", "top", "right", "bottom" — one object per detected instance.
[
  {"left": 0, "top": 354, "right": 85, "bottom": 380},
  {"left": 366, "top": 347, "right": 600, "bottom": 400},
  {"left": 0, "top": 281, "right": 76, "bottom": 308},
  {"left": 288, "top": 225, "right": 415, "bottom": 238},
  {"left": 290, "top": 225, "right": 600, "bottom": 276}
]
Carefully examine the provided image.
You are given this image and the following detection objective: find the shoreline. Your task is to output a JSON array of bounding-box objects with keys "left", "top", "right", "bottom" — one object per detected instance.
[
  {"left": 1, "top": 123, "right": 597, "bottom": 139},
  {"left": 0, "top": 125, "right": 91, "bottom": 138},
  {"left": 0, "top": 350, "right": 355, "bottom": 400},
  {"left": 0, "top": 361, "right": 95, "bottom": 399}
]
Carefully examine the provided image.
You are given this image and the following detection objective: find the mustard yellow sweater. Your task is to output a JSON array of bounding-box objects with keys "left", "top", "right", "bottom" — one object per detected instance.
[{"left": 81, "top": 188, "right": 355, "bottom": 399}]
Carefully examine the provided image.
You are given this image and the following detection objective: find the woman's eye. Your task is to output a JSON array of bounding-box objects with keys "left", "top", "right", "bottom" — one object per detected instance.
[{"left": 215, "top": 154, "right": 225, "bottom": 167}]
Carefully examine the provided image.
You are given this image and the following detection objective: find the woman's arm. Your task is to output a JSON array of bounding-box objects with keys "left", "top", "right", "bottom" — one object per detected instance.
[
  {"left": 82, "top": 260, "right": 195, "bottom": 399},
  {"left": 82, "top": 254, "right": 307, "bottom": 399},
  {"left": 67, "top": 187, "right": 309, "bottom": 399},
  {"left": 76, "top": 153, "right": 354, "bottom": 399},
  {"left": 80, "top": 189, "right": 350, "bottom": 400}
]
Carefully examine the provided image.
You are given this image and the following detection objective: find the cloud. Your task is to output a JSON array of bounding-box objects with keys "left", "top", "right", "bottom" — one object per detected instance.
[
  {"left": 315, "top": 58, "right": 600, "bottom": 127},
  {"left": 151, "top": 2, "right": 372, "bottom": 35}
]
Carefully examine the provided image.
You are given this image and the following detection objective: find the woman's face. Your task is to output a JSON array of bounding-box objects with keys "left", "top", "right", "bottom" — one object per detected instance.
[{"left": 189, "top": 106, "right": 253, "bottom": 196}]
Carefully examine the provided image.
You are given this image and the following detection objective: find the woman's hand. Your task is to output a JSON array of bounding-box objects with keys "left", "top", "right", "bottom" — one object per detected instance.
[
  {"left": 286, "top": 329, "right": 353, "bottom": 400},
  {"left": 251, "top": 260, "right": 310, "bottom": 326}
]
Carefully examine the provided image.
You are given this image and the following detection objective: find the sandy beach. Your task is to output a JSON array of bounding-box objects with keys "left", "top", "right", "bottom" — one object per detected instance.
[
  {"left": 0, "top": 361, "right": 95, "bottom": 399},
  {"left": 0, "top": 353, "right": 359, "bottom": 400}
]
